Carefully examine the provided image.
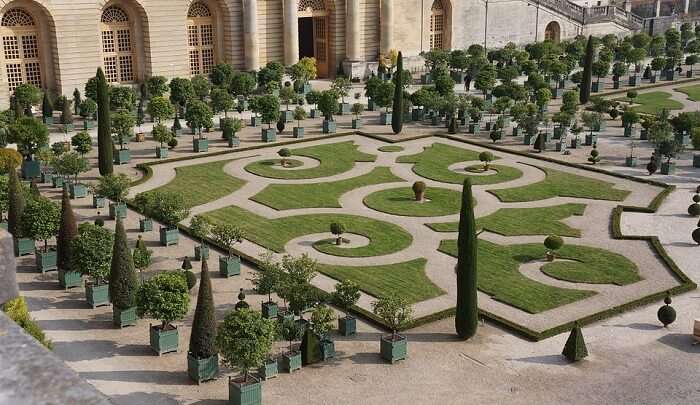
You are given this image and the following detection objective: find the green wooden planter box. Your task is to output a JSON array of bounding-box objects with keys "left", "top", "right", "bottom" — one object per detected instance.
[
  {"left": 293, "top": 127, "right": 305, "bottom": 138},
  {"left": 661, "top": 162, "right": 676, "bottom": 175},
  {"left": 585, "top": 134, "right": 597, "bottom": 146},
  {"left": 591, "top": 81, "right": 602, "bottom": 93},
  {"left": 109, "top": 202, "right": 127, "bottom": 220},
  {"left": 380, "top": 335, "right": 407, "bottom": 363},
  {"left": 52, "top": 175, "right": 64, "bottom": 188},
  {"left": 450, "top": 70, "right": 465, "bottom": 83},
  {"left": 261, "top": 301, "right": 278, "bottom": 319},
  {"left": 649, "top": 75, "right": 658, "bottom": 83},
  {"left": 277, "top": 311, "right": 294, "bottom": 324},
  {"left": 523, "top": 134, "right": 535, "bottom": 145},
  {"left": 555, "top": 141, "right": 567, "bottom": 152},
  {"left": 228, "top": 137, "right": 241, "bottom": 147},
  {"left": 322, "top": 120, "right": 336, "bottom": 134},
  {"left": 379, "top": 112, "right": 392, "bottom": 125},
  {"left": 36, "top": 248, "right": 57, "bottom": 273},
  {"left": 43, "top": 116, "right": 54, "bottom": 125},
  {"left": 592, "top": 121, "right": 606, "bottom": 132},
  {"left": 83, "top": 120, "right": 95, "bottom": 130},
  {"left": 338, "top": 103, "right": 350, "bottom": 115},
  {"left": 0, "top": 221, "right": 7, "bottom": 231},
  {"left": 468, "top": 122, "right": 480, "bottom": 133},
  {"left": 431, "top": 116, "right": 439, "bottom": 126},
  {"left": 694, "top": 154, "right": 700, "bottom": 168},
  {"left": 640, "top": 128, "right": 649, "bottom": 140},
  {"left": 86, "top": 283, "right": 110, "bottom": 308},
  {"left": 193, "top": 138, "right": 209, "bottom": 152},
  {"left": 114, "top": 149, "right": 131, "bottom": 165},
  {"left": 675, "top": 133, "right": 690, "bottom": 146},
  {"left": 14, "top": 238, "right": 35, "bottom": 257},
  {"left": 628, "top": 75, "right": 640, "bottom": 86},
  {"left": 195, "top": 244, "right": 209, "bottom": 261},
  {"left": 113, "top": 306, "right": 138, "bottom": 328},
  {"left": 338, "top": 316, "right": 356, "bottom": 336},
  {"left": 219, "top": 256, "right": 241, "bottom": 277},
  {"left": 63, "top": 123, "right": 74, "bottom": 133},
  {"left": 93, "top": 195, "right": 105, "bottom": 209},
  {"left": 281, "top": 352, "right": 302, "bottom": 373},
  {"left": 188, "top": 353, "right": 219, "bottom": 384},
  {"left": 412, "top": 108, "right": 424, "bottom": 121},
  {"left": 553, "top": 127, "right": 566, "bottom": 139},
  {"left": 258, "top": 359, "right": 278, "bottom": 380},
  {"left": 139, "top": 218, "right": 153, "bottom": 232},
  {"left": 624, "top": 126, "right": 638, "bottom": 138},
  {"left": 665, "top": 70, "right": 679, "bottom": 81},
  {"left": 320, "top": 339, "right": 335, "bottom": 361},
  {"left": 41, "top": 172, "right": 53, "bottom": 183},
  {"left": 570, "top": 138, "right": 581, "bottom": 149},
  {"left": 150, "top": 325, "right": 179, "bottom": 355},
  {"left": 283, "top": 110, "right": 294, "bottom": 122},
  {"left": 21, "top": 160, "right": 40, "bottom": 179},
  {"left": 512, "top": 127, "right": 522, "bottom": 137},
  {"left": 420, "top": 73, "right": 432, "bottom": 84},
  {"left": 261, "top": 128, "right": 276, "bottom": 142},
  {"left": 156, "top": 147, "right": 168, "bottom": 158},
  {"left": 625, "top": 156, "right": 638, "bottom": 167},
  {"left": 250, "top": 116, "right": 260, "bottom": 127},
  {"left": 229, "top": 376, "right": 262, "bottom": 405},
  {"left": 69, "top": 183, "right": 87, "bottom": 199},
  {"left": 687, "top": 70, "right": 694, "bottom": 78},
  {"left": 310, "top": 108, "right": 321, "bottom": 118},
  {"left": 58, "top": 269, "right": 82, "bottom": 289},
  {"left": 160, "top": 227, "right": 179, "bottom": 246}
]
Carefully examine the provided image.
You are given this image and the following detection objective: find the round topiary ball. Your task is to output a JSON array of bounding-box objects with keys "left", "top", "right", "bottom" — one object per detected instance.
[
  {"left": 693, "top": 194, "right": 700, "bottom": 203},
  {"left": 183, "top": 270, "right": 197, "bottom": 290},
  {"left": 94, "top": 218, "right": 105, "bottom": 227},
  {"left": 168, "top": 138, "right": 178, "bottom": 149},
  {"left": 412, "top": 181, "right": 426, "bottom": 193},
  {"left": 544, "top": 235, "right": 564, "bottom": 251},
  {"left": 657, "top": 298, "right": 676, "bottom": 327},
  {"left": 693, "top": 227, "right": 700, "bottom": 245},
  {"left": 479, "top": 151, "right": 494, "bottom": 162},
  {"left": 688, "top": 203, "right": 700, "bottom": 217}
]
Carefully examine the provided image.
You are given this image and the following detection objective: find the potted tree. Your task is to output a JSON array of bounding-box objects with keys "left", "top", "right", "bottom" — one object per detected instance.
[
  {"left": 216, "top": 309, "right": 276, "bottom": 404},
  {"left": 256, "top": 94, "right": 280, "bottom": 142},
  {"left": 41, "top": 92, "right": 53, "bottom": 125},
  {"left": 479, "top": 151, "right": 494, "bottom": 171},
  {"left": 626, "top": 141, "right": 639, "bottom": 167},
  {"left": 331, "top": 77, "right": 351, "bottom": 115},
  {"left": 132, "top": 192, "right": 154, "bottom": 232},
  {"left": 22, "top": 197, "right": 60, "bottom": 273},
  {"left": 372, "top": 294, "right": 413, "bottom": 363},
  {"left": 374, "top": 80, "right": 395, "bottom": 125},
  {"left": 581, "top": 112, "right": 601, "bottom": 146},
  {"left": 278, "top": 148, "right": 291, "bottom": 167},
  {"left": 310, "top": 305, "right": 336, "bottom": 361},
  {"left": 211, "top": 88, "right": 236, "bottom": 130},
  {"left": 318, "top": 90, "right": 339, "bottom": 134},
  {"left": 96, "top": 173, "right": 130, "bottom": 220},
  {"left": 252, "top": 252, "right": 281, "bottom": 319},
  {"left": 132, "top": 235, "right": 152, "bottom": 282},
  {"left": 231, "top": 71, "right": 256, "bottom": 112},
  {"left": 330, "top": 222, "right": 344, "bottom": 245},
  {"left": 212, "top": 223, "right": 244, "bottom": 277},
  {"left": 79, "top": 99, "right": 97, "bottom": 130},
  {"left": 57, "top": 188, "right": 81, "bottom": 289},
  {"left": 186, "top": 100, "right": 213, "bottom": 152},
  {"left": 111, "top": 111, "right": 134, "bottom": 165},
  {"left": 8, "top": 117, "right": 49, "bottom": 179},
  {"left": 412, "top": 181, "right": 426, "bottom": 202},
  {"left": 288, "top": 57, "right": 317, "bottom": 95},
  {"left": 135, "top": 99, "right": 146, "bottom": 142},
  {"left": 544, "top": 235, "right": 564, "bottom": 261},
  {"left": 152, "top": 123, "right": 173, "bottom": 159},
  {"left": 72, "top": 223, "right": 114, "bottom": 308},
  {"left": 279, "top": 85, "right": 297, "bottom": 123},
  {"left": 649, "top": 57, "right": 664, "bottom": 83},
  {"left": 54, "top": 152, "right": 89, "bottom": 199},
  {"left": 351, "top": 103, "right": 364, "bottom": 129},
  {"left": 143, "top": 191, "right": 189, "bottom": 246},
  {"left": 222, "top": 117, "right": 244, "bottom": 147},
  {"left": 7, "top": 168, "right": 35, "bottom": 256},
  {"left": 137, "top": 272, "right": 190, "bottom": 355},
  {"left": 110, "top": 218, "right": 139, "bottom": 328},
  {"left": 306, "top": 90, "right": 322, "bottom": 118},
  {"left": 686, "top": 54, "right": 698, "bottom": 78},
  {"left": 146, "top": 96, "right": 175, "bottom": 126},
  {"left": 333, "top": 279, "right": 361, "bottom": 336},
  {"left": 292, "top": 106, "right": 307, "bottom": 138},
  {"left": 188, "top": 258, "right": 219, "bottom": 384},
  {"left": 622, "top": 111, "right": 640, "bottom": 138},
  {"left": 279, "top": 317, "right": 303, "bottom": 373},
  {"left": 189, "top": 215, "right": 212, "bottom": 261}
]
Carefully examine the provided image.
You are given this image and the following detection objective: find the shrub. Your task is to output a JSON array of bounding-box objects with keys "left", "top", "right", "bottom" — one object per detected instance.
[
  {"left": 140, "top": 191, "right": 190, "bottom": 229},
  {"left": 189, "top": 258, "right": 217, "bottom": 359},
  {"left": 136, "top": 272, "right": 189, "bottom": 329},
  {"left": 21, "top": 197, "right": 60, "bottom": 252},
  {"left": 212, "top": 223, "right": 244, "bottom": 257},
  {"left": 2, "top": 297, "right": 52, "bottom": 349},
  {"left": 657, "top": 293, "right": 676, "bottom": 327},
  {"left": 168, "top": 137, "right": 178, "bottom": 149},
  {"left": 562, "top": 323, "right": 588, "bottom": 362},
  {"left": 479, "top": 151, "right": 494, "bottom": 170},
  {"left": 71, "top": 223, "right": 114, "bottom": 285},
  {"left": 544, "top": 235, "right": 564, "bottom": 251},
  {"left": 279, "top": 317, "right": 303, "bottom": 353},
  {"left": 109, "top": 218, "right": 138, "bottom": 310},
  {"left": 182, "top": 270, "right": 197, "bottom": 290},
  {"left": 333, "top": 280, "right": 360, "bottom": 317},
  {"left": 71, "top": 131, "right": 92, "bottom": 156},
  {"left": 688, "top": 202, "right": 700, "bottom": 216},
  {"left": 351, "top": 103, "right": 364, "bottom": 117},
  {"left": 372, "top": 294, "right": 413, "bottom": 338},
  {"left": 216, "top": 309, "right": 276, "bottom": 381},
  {"left": 152, "top": 123, "right": 173, "bottom": 147},
  {"left": 110, "top": 111, "right": 134, "bottom": 150},
  {"left": 588, "top": 145, "right": 600, "bottom": 165},
  {"left": 330, "top": 222, "right": 344, "bottom": 236},
  {"left": 412, "top": 181, "right": 426, "bottom": 193},
  {"left": 310, "top": 304, "right": 335, "bottom": 337},
  {"left": 95, "top": 173, "right": 130, "bottom": 202},
  {"left": 692, "top": 127, "right": 700, "bottom": 150}
]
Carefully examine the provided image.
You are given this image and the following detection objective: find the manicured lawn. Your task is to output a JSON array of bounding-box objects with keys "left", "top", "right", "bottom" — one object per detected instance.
[
  {"left": 378, "top": 145, "right": 405, "bottom": 152},
  {"left": 427, "top": 203, "right": 586, "bottom": 237},
  {"left": 245, "top": 141, "right": 376, "bottom": 179},
  {"left": 489, "top": 166, "right": 630, "bottom": 202},
  {"left": 396, "top": 142, "right": 523, "bottom": 185},
  {"left": 318, "top": 259, "right": 444, "bottom": 303},
  {"left": 145, "top": 159, "right": 245, "bottom": 208},
  {"left": 675, "top": 84, "right": 700, "bottom": 101},
  {"left": 251, "top": 167, "right": 402, "bottom": 210},
  {"left": 614, "top": 91, "right": 683, "bottom": 114},
  {"left": 204, "top": 205, "right": 412, "bottom": 258},
  {"left": 363, "top": 186, "right": 463, "bottom": 217}
]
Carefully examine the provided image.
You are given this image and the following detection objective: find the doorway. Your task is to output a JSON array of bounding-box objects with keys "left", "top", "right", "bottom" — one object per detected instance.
[
  {"left": 299, "top": 17, "right": 314, "bottom": 59},
  {"left": 297, "top": 15, "right": 328, "bottom": 77}
]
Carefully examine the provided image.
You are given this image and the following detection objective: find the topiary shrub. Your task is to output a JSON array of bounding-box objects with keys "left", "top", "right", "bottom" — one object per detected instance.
[
  {"left": 562, "top": 323, "right": 588, "bottom": 362},
  {"left": 278, "top": 148, "right": 291, "bottom": 166},
  {"left": 330, "top": 222, "right": 344, "bottom": 245},
  {"left": 412, "top": 181, "right": 426, "bottom": 202},
  {"left": 479, "top": 151, "right": 494, "bottom": 171},
  {"left": 94, "top": 218, "right": 105, "bottom": 227},
  {"left": 588, "top": 144, "right": 600, "bottom": 165},
  {"left": 2, "top": 297, "right": 52, "bottom": 349},
  {"left": 689, "top": 203, "right": 700, "bottom": 216},
  {"left": 167, "top": 137, "right": 178, "bottom": 149},
  {"left": 657, "top": 293, "right": 676, "bottom": 327},
  {"left": 182, "top": 270, "right": 197, "bottom": 290},
  {"left": 544, "top": 235, "right": 564, "bottom": 261},
  {"left": 646, "top": 155, "right": 658, "bottom": 175}
]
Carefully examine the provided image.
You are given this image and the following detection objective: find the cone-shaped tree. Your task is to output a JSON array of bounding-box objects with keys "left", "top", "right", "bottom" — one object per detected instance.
[
  {"left": 96, "top": 68, "right": 113, "bottom": 176},
  {"left": 300, "top": 327, "right": 321, "bottom": 366},
  {"left": 7, "top": 167, "right": 25, "bottom": 238},
  {"left": 392, "top": 52, "right": 404, "bottom": 134},
  {"left": 189, "top": 258, "right": 218, "bottom": 359},
  {"left": 57, "top": 188, "right": 77, "bottom": 270},
  {"left": 580, "top": 36, "right": 593, "bottom": 104},
  {"left": 41, "top": 92, "right": 53, "bottom": 120},
  {"left": 109, "top": 218, "right": 138, "bottom": 310},
  {"left": 455, "top": 178, "right": 478, "bottom": 339},
  {"left": 562, "top": 323, "right": 588, "bottom": 362}
]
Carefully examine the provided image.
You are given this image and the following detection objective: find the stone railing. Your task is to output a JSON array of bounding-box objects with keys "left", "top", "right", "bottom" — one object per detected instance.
[
  {"left": 538, "top": 0, "right": 586, "bottom": 23},
  {"left": 533, "top": 0, "right": 643, "bottom": 29}
]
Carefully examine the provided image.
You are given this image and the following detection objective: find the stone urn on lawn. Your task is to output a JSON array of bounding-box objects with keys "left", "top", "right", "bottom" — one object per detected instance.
[
  {"left": 372, "top": 294, "right": 413, "bottom": 364},
  {"left": 137, "top": 272, "right": 190, "bottom": 355}
]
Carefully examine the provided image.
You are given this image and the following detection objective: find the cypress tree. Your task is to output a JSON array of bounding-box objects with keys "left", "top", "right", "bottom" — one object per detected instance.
[
  {"left": 455, "top": 178, "right": 478, "bottom": 339},
  {"left": 96, "top": 68, "right": 113, "bottom": 176},
  {"left": 57, "top": 188, "right": 77, "bottom": 270},
  {"left": 7, "top": 167, "right": 25, "bottom": 238},
  {"left": 300, "top": 327, "right": 321, "bottom": 365},
  {"left": 109, "top": 218, "right": 138, "bottom": 309},
  {"left": 41, "top": 92, "right": 53, "bottom": 119},
  {"left": 562, "top": 322, "right": 588, "bottom": 362},
  {"left": 188, "top": 258, "right": 217, "bottom": 359},
  {"left": 391, "top": 52, "right": 404, "bottom": 135},
  {"left": 580, "top": 36, "right": 593, "bottom": 104}
]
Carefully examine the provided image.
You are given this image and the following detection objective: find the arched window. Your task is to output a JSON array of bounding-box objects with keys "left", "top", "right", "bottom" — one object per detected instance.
[
  {"left": 544, "top": 21, "right": 561, "bottom": 42},
  {"left": 101, "top": 6, "right": 134, "bottom": 83},
  {"left": 430, "top": 0, "right": 445, "bottom": 50},
  {"left": 187, "top": 2, "right": 215, "bottom": 76},
  {"left": 1, "top": 8, "right": 42, "bottom": 92}
]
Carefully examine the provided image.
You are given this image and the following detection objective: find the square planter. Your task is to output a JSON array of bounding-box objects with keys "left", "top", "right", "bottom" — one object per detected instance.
[
  {"left": 281, "top": 351, "right": 302, "bottom": 373},
  {"left": 21, "top": 160, "right": 40, "bottom": 179},
  {"left": 524, "top": 134, "right": 536, "bottom": 145},
  {"left": 613, "top": 81, "right": 620, "bottom": 89},
  {"left": 570, "top": 138, "right": 581, "bottom": 149},
  {"left": 468, "top": 122, "right": 480, "bottom": 134},
  {"left": 51, "top": 175, "right": 64, "bottom": 189},
  {"left": 380, "top": 112, "right": 392, "bottom": 125},
  {"left": 512, "top": 127, "right": 522, "bottom": 137},
  {"left": 585, "top": 134, "right": 597, "bottom": 146},
  {"left": 41, "top": 172, "right": 53, "bottom": 184},
  {"left": 261, "top": 301, "right": 278, "bottom": 319},
  {"left": 687, "top": 70, "right": 694, "bottom": 78},
  {"left": 188, "top": 353, "right": 219, "bottom": 384},
  {"left": 323, "top": 120, "right": 336, "bottom": 134},
  {"left": 640, "top": 129, "right": 649, "bottom": 140},
  {"left": 109, "top": 202, "right": 127, "bottom": 220},
  {"left": 624, "top": 126, "right": 638, "bottom": 138},
  {"left": 63, "top": 123, "right": 75, "bottom": 133},
  {"left": 156, "top": 147, "right": 168, "bottom": 159},
  {"left": 555, "top": 141, "right": 567, "bottom": 152},
  {"left": 276, "top": 311, "right": 294, "bottom": 324},
  {"left": 86, "top": 283, "right": 110, "bottom": 308},
  {"left": 113, "top": 306, "right": 138, "bottom": 328},
  {"left": 261, "top": 128, "right": 276, "bottom": 142},
  {"left": 310, "top": 109, "right": 321, "bottom": 118},
  {"left": 93, "top": 195, "right": 106, "bottom": 209},
  {"left": 237, "top": 97, "right": 249, "bottom": 111},
  {"left": 431, "top": 116, "right": 439, "bottom": 126},
  {"left": 14, "top": 238, "right": 34, "bottom": 257},
  {"left": 628, "top": 75, "right": 640, "bottom": 86},
  {"left": 114, "top": 149, "right": 131, "bottom": 165},
  {"left": 649, "top": 75, "right": 658, "bottom": 83},
  {"left": 219, "top": 256, "right": 241, "bottom": 278},
  {"left": 195, "top": 244, "right": 209, "bottom": 261},
  {"left": 283, "top": 110, "right": 294, "bottom": 123},
  {"left": 338, "top": 316, "right": 356, "bottom": 336},
  {"left": 193, "top": 138, "right": 209, "bottom": 152},
  {"left": 338, "top": 103, "right": 350, "bottom": 115},
  {"left": 592, "top": 120, "right": 606, "bottom": 132},
  {"left": 35, "top": 248, "right": 57, "bottom": 273},
  {"left": 320, "top": 339, "right": 335, "bottom": 361},
  {"left": 139, "top": 218, "right": 153, "bottom": 232},
  {"left": 69, "top": 183, "right": 87, "bottom": 199},
  {"left": 591, "top": 82, "right": 602, "bottom": 93},
  {"left": 229, "top": 376, "right": 262, "bottom": 405},
  {"left": 450, "top": 71, "right": 465, "bottom": 83},
  {"left": 352, "top": 118, "right": 362, "bottom": 129},
  {"left": 43, "top": 116, "right": 54, "bottom": 125},
  {"left": 258, "top": 359, "right": 278, "bottom": 381},
  {"left": 134, "top": 132, "right": 145, "bottom": 142},
  {"left": 293, "top": 127, "right": 305, "bottom": 138},
  {"left": 412, "top": 108, "right": 424, "bottom": 121},
  {"left": 250, "top": 116, "right": 261, "bottom": 127},
  {"left": 665, "top": 70, "right": 679, "bottom": 81},
  {"left": 150, "top": 325, "right": 179, "bottom": 355},
  {"left": 675, "top": 133, "right": 690, "bottom": 146},
  {"left": 380, "top": 335, "right": 407, "bottom": 363},
  {"left": 160, "top": 227, "right": 179, "bottom": 246},
  {"left": 366, "top": 99, "right": 376, "bottom": 111},
  {"left": 228, "top": 137, "right": 241, "bottom": 148},
  {"left": 83, "top": 120, "right": 95, "bottom": 130},
  {"left": 58, "top": 269, "right": 82, "bottom": 289},
  {"left": 0, "top": 221, "right": 7, "bottom": 231},
  {"left": 625, "top": 156, "right": 638, "bottom": 167},
  {"left": 553, "top": 127, "right": 567, "bottom": 140},
  {"left": 693, "top": 154, "right": 700, "bottom": 168},
  {"left": 661, "top": 162, "right": 676, "bottom": 175}
]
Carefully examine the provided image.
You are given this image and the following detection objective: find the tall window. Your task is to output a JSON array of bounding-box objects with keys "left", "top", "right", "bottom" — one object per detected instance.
[
  {"left": 187, "top": 2, "right": 215, "bottom": 76},
  {"left": 1, "top": 8, "right": 42, "bottom": 92},
  {"left": 101, "top": 6, "right": 134, "bottom": 83},
  {"left": 430, "top": 0, "right": 445, "bottom": 50}
]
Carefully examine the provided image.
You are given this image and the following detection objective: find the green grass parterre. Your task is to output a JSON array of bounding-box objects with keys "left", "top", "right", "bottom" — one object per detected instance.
[
  {"left": 363, "top": 186, "right": 464, "bottom": 217},
  {"left": 614, "top": 91, "right": 683, "bottom": 114}
]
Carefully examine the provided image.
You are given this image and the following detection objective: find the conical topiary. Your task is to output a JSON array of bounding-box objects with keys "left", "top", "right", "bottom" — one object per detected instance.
[
  {"left": 188, "top": 258, "right": 217, "bottom": 359},
  {"left": 7, "top": 167, "right": 25, "bottom": 238},
  {"left": 300, "top": 327, "right": 321, "bottom": 366},
  {"left": 57, "top": 188, "right": 77, "bottom": 270},
  {"left": 580, "top": 36, "right": 593, "bottom": 104},
  {"left": 41, "top": 92, "right": 53, "bottom": 119},
  {"left": 108, "top": 218, "right": 138, "bottom": 310},
  {"left": 657, "top": 293, "right": 677, "bottom": 327},
  {"left": 96, "top": 68, "right": 113, "bottom": 176},
  {"left": 562, "top": 323, "right": 588, "bottom": 362},
  {"left": 455, "top": 178, "right": 478, "bottom": 339},
  {"left": 181, "top": 256, "right": 193, "bottom": 270},
  {"left": 391, "top": 51, "right": 404, "bottom": 135}
]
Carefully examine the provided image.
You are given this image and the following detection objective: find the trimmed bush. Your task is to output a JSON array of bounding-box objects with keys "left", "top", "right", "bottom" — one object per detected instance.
[
  {"left": 183, "top": 270, "right": 197, "bottom": 290},
  {"left": 215, "top": 308, "right": 276, "bottom": 381},
  {"left": 96, "top": 68, "right": 113, "bottom": 175},
  {"left": 688, "top": 203, "right": 700, "bottom": 216},
  {"left": 544, "top": 235, "right": 564, "bottom": 261},
  {"left": 562, "top": 323, "right": 588, "bottom": 362},
  {"left": 2, "top": 297, "right": 52, "bottom": 349},
  {"left": 136, "top": 272, "right": 189, "bottom": 329},
  {"left": 189, "top": 258, "right": 217, "bottom": 359},
  {"left": 657, "top": 293, "right": 676, "bottom": 327},
  {"left": 455, "top": 178, "right": 478, "bottom": 340},
  {"left": 479, "top": 151, "right": 494, "bottom": 170},
  {"left": 109, "top": 218, "right": 138, "bottom": 310},
  {"left": 412, "top": 181, "right": 426, "bottom": 202}
]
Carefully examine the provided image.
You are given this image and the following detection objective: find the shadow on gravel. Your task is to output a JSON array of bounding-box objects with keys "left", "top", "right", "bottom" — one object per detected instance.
[
  {"left": 53, "top": 340, "right": 150, "bottom": 362},
  {"left": 80, "top": 370, "right": 188, "bottom": 386},
  {"left": 658, "top": 333, "right": 700, "bottom": 354},
  {"left": 511, "top": 354, "right": 569, "bottom": 366},
  {"left": 110, "top": 391, "right": 181, "bottom": 405},
  {"left": 609, "top": 322, "right": 662, "bottom": 331}
]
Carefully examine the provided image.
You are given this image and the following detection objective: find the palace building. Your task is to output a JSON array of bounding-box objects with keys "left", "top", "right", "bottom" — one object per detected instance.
[{"left": 0, "top": 0, "right": 644, "bottom": 106}]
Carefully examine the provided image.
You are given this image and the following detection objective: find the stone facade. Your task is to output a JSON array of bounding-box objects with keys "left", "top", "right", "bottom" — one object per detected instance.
[{"left": 0, "top": 0, "right": 640, "bottom": 106}]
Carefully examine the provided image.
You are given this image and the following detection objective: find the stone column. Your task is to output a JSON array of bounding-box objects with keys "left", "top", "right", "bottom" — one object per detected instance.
[
  {"left": 380, "top": 0, "right": 394, "bottom": 56},
  {"left": 624, "top": 0, "right": 632, "bottom": 13},
  {"left": 243, "top": 0, "right": 260, "bottom": 71},
  {"left": 284, "top": 0, "right": 300, "bottom": 65},
  {"left": 655, "top": 0, "right": 661, "bottom": 17},
  {"left": 346, "top": 0, "right": 362, "bottom": 61},
  {"left": 684, "top": 0, "right": 690, "bottom": 14}
]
